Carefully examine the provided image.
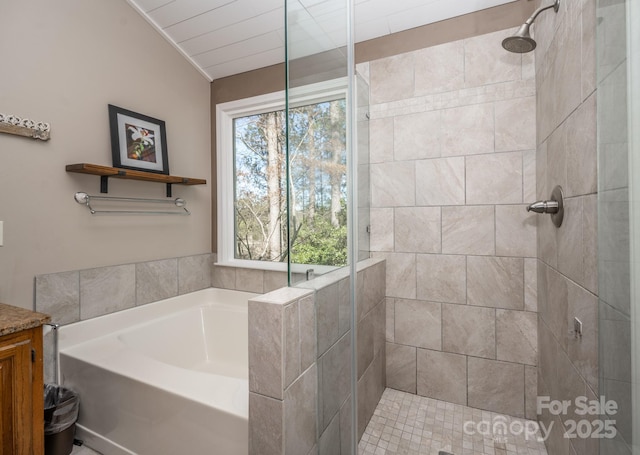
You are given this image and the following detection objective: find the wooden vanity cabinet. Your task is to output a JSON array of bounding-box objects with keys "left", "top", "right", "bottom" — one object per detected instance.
[{"left": 0, "top": 326, "right": 45, "bottom": 455}]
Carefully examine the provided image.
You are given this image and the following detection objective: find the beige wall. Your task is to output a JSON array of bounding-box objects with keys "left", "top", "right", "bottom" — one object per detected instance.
[
  {"left": 534, "top": 0, "right": 599, "bottom": 453},
  {"left": 0, "top": 0, "right": 212, "bottom": 310}
]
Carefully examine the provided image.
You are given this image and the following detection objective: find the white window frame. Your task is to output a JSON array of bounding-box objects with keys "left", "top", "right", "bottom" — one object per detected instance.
[{"left": 216, "top": 78, "right": 348, "bottom": 273}]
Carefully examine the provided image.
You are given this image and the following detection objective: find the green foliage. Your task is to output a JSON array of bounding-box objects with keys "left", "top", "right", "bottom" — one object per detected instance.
[{"left": 290, "top": 210, "right": 347, "bottom": 266}]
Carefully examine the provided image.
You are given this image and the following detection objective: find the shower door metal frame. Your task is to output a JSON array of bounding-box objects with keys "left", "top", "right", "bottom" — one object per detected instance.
[{"left": 629, "top": 0, "right": 640, "bottom": 449}]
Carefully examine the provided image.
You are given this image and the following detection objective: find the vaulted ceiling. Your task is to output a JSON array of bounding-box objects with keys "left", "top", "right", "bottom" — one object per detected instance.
[{"left": 126, "top": 0, "right": 518, "bottom": 81}]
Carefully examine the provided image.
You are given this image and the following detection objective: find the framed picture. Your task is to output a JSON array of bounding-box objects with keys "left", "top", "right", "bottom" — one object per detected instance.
[{"left": 108, "top": 104, "right": 169, "bottom": 174}]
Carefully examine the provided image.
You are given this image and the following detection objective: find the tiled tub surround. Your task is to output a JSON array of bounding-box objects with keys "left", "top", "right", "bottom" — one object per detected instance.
[
  {"left": 35, "top": 253, "right": 214, "bottom": 325},
  {"left": 35, "top": 253, "right": 287, "bottom": 324},
  {"left": 248, "top": 258, "right": 386, "bottom": 454},
  {"left": 35, "top": 252, "right": 293, "bottom": 382},
  {"left": 534, "top": 0, "right": 599, "bottom": 454},
  {"left": 212, "top": 261, "right": 293, "bottom": 294},
  {"left": 367, "top": 27, "right": 538, "bottom": 419},
  {"left": 36, "top": 253, "right": 291, "bottom": 328}
]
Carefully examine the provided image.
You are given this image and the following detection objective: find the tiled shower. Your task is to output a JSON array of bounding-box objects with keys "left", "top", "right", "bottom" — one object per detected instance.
[
  {"left": 368, "top": 28, "right": 538, "bottom": 420},
  {"left": 359, "top": 0, "right": 601, "bottom": 451}
]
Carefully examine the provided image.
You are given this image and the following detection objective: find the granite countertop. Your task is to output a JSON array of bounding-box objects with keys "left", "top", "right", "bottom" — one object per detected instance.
[{"left": 0, "top": 303, "right": 50, "bottom": 336}]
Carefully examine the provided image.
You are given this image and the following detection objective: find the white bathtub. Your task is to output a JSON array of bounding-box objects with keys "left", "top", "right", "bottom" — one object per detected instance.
[{"left": 58, "top": 288, "right": 257, "bottom": 455}]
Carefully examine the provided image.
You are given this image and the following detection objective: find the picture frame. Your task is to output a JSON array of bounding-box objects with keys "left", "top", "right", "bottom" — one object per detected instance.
[{"left": 108, "top": 104, "right": 169, "bottom": 175}]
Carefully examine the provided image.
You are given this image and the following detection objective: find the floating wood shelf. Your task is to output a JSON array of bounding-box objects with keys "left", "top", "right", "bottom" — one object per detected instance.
[{"left": 66, "top": 163, "right": 206, "bottom": 197}]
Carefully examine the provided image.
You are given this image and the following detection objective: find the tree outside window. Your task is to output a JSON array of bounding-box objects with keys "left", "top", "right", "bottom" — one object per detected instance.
[{"left": 233, "top": 98, "right": 347, "bottom": 267}]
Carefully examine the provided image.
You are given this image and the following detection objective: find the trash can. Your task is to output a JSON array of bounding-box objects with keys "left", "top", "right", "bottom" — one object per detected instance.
[{"left": 44, "top": 384, "right": 79, "bottom": 455}]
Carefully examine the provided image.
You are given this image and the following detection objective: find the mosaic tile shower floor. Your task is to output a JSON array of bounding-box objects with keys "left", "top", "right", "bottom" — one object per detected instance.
[{"left": 358, "top": 388, "right": 548, "bottom": 455}]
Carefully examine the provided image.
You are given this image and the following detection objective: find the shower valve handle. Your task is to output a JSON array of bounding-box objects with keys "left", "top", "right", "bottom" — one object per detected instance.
[
  {"left": 525, "top": 185, "right": 564, "bottom": 227},
  {"left": 526, "top": 200, "right": 559, "bottom": 214}
]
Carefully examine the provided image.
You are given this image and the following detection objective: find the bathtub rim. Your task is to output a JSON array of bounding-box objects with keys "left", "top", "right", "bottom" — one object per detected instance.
[{"left": 57, "top": 287, "right": 257, "bottom": 350}]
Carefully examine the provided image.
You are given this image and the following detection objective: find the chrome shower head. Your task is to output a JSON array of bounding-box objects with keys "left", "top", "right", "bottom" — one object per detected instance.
[{"left": 502, "top": 0, "right": 560, "bottom": 53}]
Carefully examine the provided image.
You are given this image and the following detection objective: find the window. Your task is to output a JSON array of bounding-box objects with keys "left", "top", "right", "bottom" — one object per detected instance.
[{"left": 217, "top": 80, "right": 348, "bottom": 272}]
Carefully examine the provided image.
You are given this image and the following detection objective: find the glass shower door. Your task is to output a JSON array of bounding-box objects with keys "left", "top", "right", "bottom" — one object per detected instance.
[
  {"left": 285, "top": 0, "right": 358, "bottom": 453},
  {"left": 285, "top": 0, "right": 350, "bottom": 285},
  {"left": 596, "top": 0, "right": 638, "bottom": 452}
]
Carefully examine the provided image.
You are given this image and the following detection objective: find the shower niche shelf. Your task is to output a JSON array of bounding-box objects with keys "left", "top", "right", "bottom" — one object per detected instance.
[{"left": 66, "top": 163, "right": 206, "bottom": 197}]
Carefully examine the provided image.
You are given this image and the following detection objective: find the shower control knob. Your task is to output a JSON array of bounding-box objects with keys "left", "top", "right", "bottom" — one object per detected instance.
[
  {"left": 525, "top": 185, "right": 564, "bottom": 227},
  {"left": 526, "top": 200, "right": 559, "bottom": 214}
]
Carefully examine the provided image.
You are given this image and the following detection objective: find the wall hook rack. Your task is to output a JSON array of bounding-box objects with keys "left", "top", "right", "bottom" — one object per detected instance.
[
  {"left": 74, "top": 192, "right": 190, "bottom": 216},
  {"left": 0, "top": 113, "right": 50, "bottom": 141}
]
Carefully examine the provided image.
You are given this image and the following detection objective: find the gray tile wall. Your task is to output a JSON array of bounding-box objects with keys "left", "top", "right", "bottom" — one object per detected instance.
[
  {"left": 354, "top": 260, "right": 386, "bottom": 439},
  {"left": 35, "top": 253, "right": 213, "bottom": 382},
  {"left": 248, "top": 286, "right": 318, "bottom": 455},
  {"left": 248, "top": 258, "right": 386, "bottom": 454},
  {"left": 35, "top": 253, "right": 285, "bottom": 370},
  {"left": 534, "top": 0, "right": 598, "bottom": 454},
  {"left": 367, "top": 27, "right": 539, "bottom": 419},
  {"left": 212, "top": 260, "right": 290, "bottom": 294},
  {"left": 36, "top": 253, "right": 214, "bottom": 323}
]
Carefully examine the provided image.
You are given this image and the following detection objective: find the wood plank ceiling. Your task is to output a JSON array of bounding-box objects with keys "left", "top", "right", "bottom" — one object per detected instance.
[{"left": 126, "top": 0, "right": 517, "bottom": 81}]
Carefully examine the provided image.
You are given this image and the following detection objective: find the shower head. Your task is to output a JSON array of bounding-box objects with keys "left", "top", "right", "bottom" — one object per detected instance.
[
  {"left": 502, "top": 23, "right": 536, "bottom": 53},
  {"left": 502, "top": 0, "right": 560, "bottom": 53}
]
